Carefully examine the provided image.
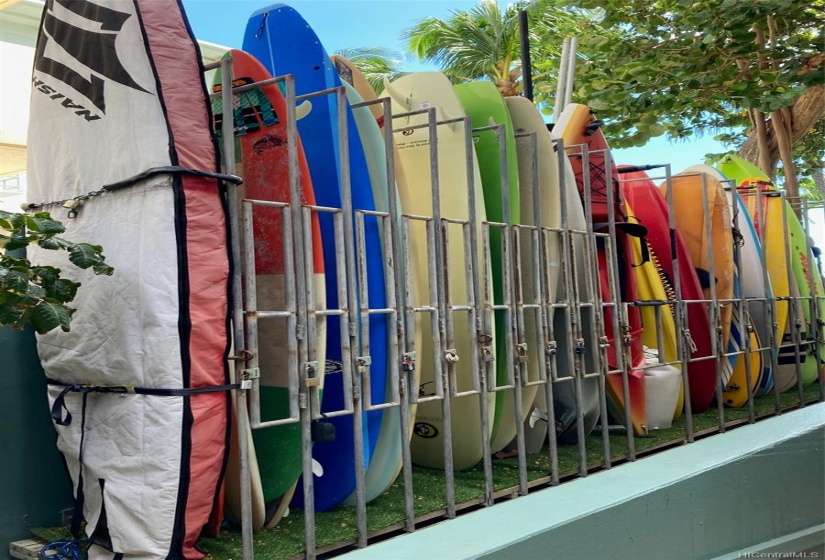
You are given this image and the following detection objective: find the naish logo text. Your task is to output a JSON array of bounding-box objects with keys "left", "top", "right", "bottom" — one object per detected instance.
[
  {"left": 33, "top": 0, "right": 151, "bottom": 122},
  {"left": 32, "top": 77, "right": 100, "bottom": 121}
]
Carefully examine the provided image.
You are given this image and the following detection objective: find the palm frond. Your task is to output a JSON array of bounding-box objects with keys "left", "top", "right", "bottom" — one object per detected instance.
[{"left": 401, "top": 0, "right": 588, "bottom": 94}]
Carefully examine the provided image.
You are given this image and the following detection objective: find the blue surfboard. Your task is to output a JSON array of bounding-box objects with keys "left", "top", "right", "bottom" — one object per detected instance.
[{"left": 243, "top": 3, "right": 389, "bottom": 512}]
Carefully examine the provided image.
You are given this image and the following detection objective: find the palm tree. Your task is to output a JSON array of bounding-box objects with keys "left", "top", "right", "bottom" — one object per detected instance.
[
  {"left": 401, "top": 0, "right": 582, "bottom": 97},
  {"left": 333, "top": 47, "right": 406, "bottom": 95}
]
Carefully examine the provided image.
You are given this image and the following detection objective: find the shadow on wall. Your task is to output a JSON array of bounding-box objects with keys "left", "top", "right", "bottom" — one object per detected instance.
[{"left": 0, "top": 325, "right": 72, "bottom": 554}]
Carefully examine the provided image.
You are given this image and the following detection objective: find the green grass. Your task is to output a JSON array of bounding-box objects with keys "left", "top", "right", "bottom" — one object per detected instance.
[{"left": 32, "top": 383, "right": 824, "bottom": 560}]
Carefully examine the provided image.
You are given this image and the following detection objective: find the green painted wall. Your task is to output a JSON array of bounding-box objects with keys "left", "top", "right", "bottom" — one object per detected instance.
[
  {"left": 340, "top": 405, "right": 825, "bottom": 560},
  {"left": 479, "top": 426, "right": 824, "bottom": 560},
  {"left": 0, "top": 326, "right": 72, "bottom": 557}
]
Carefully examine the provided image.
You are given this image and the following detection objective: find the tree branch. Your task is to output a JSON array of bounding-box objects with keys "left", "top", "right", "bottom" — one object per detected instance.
[{"left": 738, "top": 85, "right": 825, "bottom": 172}]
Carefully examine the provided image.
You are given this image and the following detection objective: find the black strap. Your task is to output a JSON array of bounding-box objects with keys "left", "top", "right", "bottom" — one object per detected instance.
[
  {"left": 695, "top": 267, "right": 712, "bottom": 290},
  {"left": 592, "top": 221, "right": 648, "bottom": 238},
  {"left": 70, "top": 391, "right": 90, "bottom": 540},
  {"left": 48, "top": 379, "right": 241, "bottom": 426},
  {"left": 104, "top": 165, "right": 243, "bottom": 192},
  {"left": 50, "top": 378, "right": 240, "bottom": 543}
]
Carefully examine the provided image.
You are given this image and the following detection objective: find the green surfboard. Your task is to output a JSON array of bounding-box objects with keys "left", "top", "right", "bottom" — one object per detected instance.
[{"left": 454, "top": 81, "right": 526, "bottom": 453}]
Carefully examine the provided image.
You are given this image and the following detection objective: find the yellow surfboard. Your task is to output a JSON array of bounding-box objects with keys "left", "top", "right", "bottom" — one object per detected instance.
[
  {"left": 737, "top": 183, "right": 794, "bottom": 392},
  {"left": 625, "top": 200, "right": 683, "bottom": 419}
]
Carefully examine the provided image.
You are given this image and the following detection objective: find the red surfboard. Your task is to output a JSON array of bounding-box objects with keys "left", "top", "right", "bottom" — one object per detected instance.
[
  {"left": 212, "top": 49, "right": 326, "bottom": 529},
  {"left": 620, "top": 169, "right": 717, "bottom": 413}
]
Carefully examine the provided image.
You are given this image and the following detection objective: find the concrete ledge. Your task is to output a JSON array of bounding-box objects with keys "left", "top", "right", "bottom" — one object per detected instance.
[{"left": 340, "top": 404, "right": 825, "bottom": 560}]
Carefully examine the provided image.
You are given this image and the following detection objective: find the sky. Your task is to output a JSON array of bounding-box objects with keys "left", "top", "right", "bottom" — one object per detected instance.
[{"left": 180, "top": 0, "right": 727, "bottom": 172}]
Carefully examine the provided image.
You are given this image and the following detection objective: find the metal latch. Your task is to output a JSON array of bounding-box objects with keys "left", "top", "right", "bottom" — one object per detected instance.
[
  {"left": 305, "top": 361, "right": 320, "bottom": 387},
  {"left": 402, "top": 352, "right": 417, "bottom": 372},
  {"left": 240, "top": 367, "right": 259, "bottom": 390},
  {"left": 516, "top": 343, "right": 528, "bottom": 362},
  {"left": 355, "top": 356, "right": 372, "bottom": 374},
  {"left": 63, "top": 198, "right": 82, "bottom": 218}
]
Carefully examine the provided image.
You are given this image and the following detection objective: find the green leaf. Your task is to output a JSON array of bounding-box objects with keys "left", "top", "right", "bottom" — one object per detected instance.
[
  {"left": 27, "top": 301, "right": 73, "bottom": 334},
  {"left": 647, "top": 124, "right": 667, "bottom": 137},
  {"left": 48, "top": 278, "right": 80, "bottom": 303},
  {"left": 26, "top": 283, "right": 47, "bottom": 299},
  {"left": 2, "top": 269, "right": 29, "bottom": 292},
  {"left": 0, "top": 305, "right": 25, "bottom": 329},
  {"left": 25, "top": 216, "right": 66, "bottom": 235},
  {"left": 67, "top": 243, "right": 105, "bottom": 269},
  {"left": 37, "top": 237, "right": 73, "bottom": 251},
  {"left": 33, "top": 266, "right": 60, "bottom": 286},
  {"left": 1, "top": 290, "right": 38, "bottom": 308},
  {"left": 9, "top": 213, "right": 26, "bottom": 230},
  {"left": 639, "top": 112, "right": 659, "bottom": 124},
  {"left": 588, "top": 98, "right": 612, "bottom": 111},
  {"left": 92, "top": 262, "right": 115, "bottom": 276},
  {"left": 5, "top": 233, "right": 32, "bottom": 251},
  {"left": 590, "top": 79, "right": 612, "bottom": 91}
]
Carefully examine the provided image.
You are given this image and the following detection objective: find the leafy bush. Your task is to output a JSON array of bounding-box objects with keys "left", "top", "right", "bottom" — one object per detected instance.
[{"left": 0, "top": 210, "right": 114, "bottom": 334}]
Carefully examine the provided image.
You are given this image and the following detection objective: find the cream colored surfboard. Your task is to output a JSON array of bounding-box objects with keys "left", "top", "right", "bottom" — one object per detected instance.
[
  {"left": 384, "top": 72, "right": 495, "bottom": 471},
  {"left": 501, "top": 96, "right": 560, "bottom": 451}
]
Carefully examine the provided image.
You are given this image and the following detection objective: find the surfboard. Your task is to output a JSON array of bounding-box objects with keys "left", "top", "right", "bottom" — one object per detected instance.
[
  {"left": 454, "top": 81, "right": 527, "bottom": 454},
  {"left": 660, "top": 170, "right": 735, "bottom": 354},
  {"left": 716, "top": 153, "right": 769, "bottom": 183},
  {"left": 809, "top": 247, "right": 825, "bottom": 382},
  {"left": 27, "top": 1, "right": 231, "bottom": 556},
  {"left": 502, "top": 97, "right": 561, "bottom": 451},
  {"left": 513, "top": 148, "right": 601, "bottom": 451},
  {"left": 724, "top": 206, "right": 765, "bottom": 407},
  {"left": 211, "top": 48, "right": 327, "bottom": 527},
  {"left": 786, "top": 207, "right": 822, "bottom": 385},
  {"left": 335, "top": 74, "right": 414, "bottom": 504},
  {"left": 683, "top": 164, "right": 771, "bottom": 403},
  {"left": 330, "top": 55, "right": 385, "bottom": 124},
  {"left": 243, "top": 4, "right": 389, "bottom": 512},
  {"left": 552, "top": 152, "right": 603, "bottom": 445},
  {"left": 733, "top": 203, "right": 774, "bottom": 398},
  {"left": 383, "top": 72, "right": 495, "bottom": 471},
  {"left": 619, "top": 169, "right": 718, "bottom": 413},
  {"left": 717, "top": 155, "right": 797, "bottom": 394},
  {"left": 718, "top": 263, "right": 764, "bottom": 408},
  {"left": 554, "top": 104, "right": 648, "bottom": 436},
  {"left": 780, "top": 276, "right": 812, "bottom": 391},
  {"left": 738, "top": 182, "right": 799, "bottom": 393},
  {"left": 623, "top": 198, "right": 683, "bottom": 420}
]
